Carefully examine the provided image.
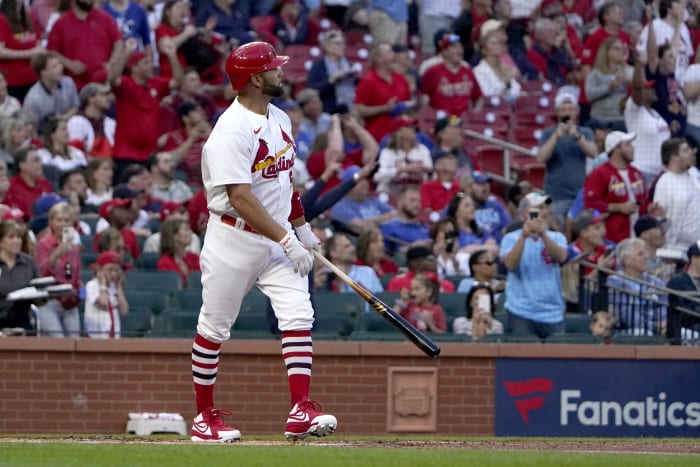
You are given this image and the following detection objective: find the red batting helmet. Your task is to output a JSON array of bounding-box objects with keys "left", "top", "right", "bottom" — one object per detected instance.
[{"left": 225, "top": 42, "right": 290, "bottom": 91}]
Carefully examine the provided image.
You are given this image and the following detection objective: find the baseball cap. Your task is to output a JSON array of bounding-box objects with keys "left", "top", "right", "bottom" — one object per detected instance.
[
  {"left": 79, "top": 82, "right": 111, "bottom": 105},
  {"left": 472, "top": 171, "right": 491, "bottom": 184},
  {"left": 2, "top": 208, "right": 30, "bottom": 222},
  {"left": 573, "top": 209, "right": 605, "bottom": 237},
  {"left": 438, "top": 33, "right": 461, "bottom": 51},
  {"left": 604, "top": 131, "right": 636, "bottom": 154},
  {"left": 634, "top": 215, "right": 666, "bottom": 237},
  {"left": 33, "top": 193, "right": 67, "bottom": 215},
  {"left": 554, "top": 90, "right": 578, "bottom": 108},
  {"left": 341, "top": 165, "right": 362, "bottom": 182},
  {"left": 687, "top": 240, "right": 700, "bottom": 259},
  {"left": 387, "top": 115, "right": 417, "bottom": 134},
  {"left": 434, "top": 115, "right": 463, "bottom": 135},
  {"left": 405, "top": 245, "right": 435, "bottom": 263},
  {"left": 91, "top": 251, "right": 124, "bottom": 269},
  {"left": 127, "top": 50, "right": 148, "bottom": 68},
  {"left": 160, "top": 201, "right": 188, "bottom": 222},
  {"left": 520, "top": 192, "right": 552, "bottom": 211},
  {"left": 99, "top": 198, "right": 132, "bottom": 219},
  {"left": 480, "top": 19, "right": 503, "bottom": 41}
]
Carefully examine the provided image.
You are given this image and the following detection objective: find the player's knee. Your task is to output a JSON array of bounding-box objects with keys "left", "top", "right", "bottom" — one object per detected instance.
[{"left": 277, "top": 315, "right": 314, "bottom": 332}]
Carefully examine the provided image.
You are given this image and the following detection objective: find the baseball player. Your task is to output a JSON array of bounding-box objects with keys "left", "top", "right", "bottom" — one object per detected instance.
[{"left": 190, "top": 42, "right": 337, "bottom": 442}]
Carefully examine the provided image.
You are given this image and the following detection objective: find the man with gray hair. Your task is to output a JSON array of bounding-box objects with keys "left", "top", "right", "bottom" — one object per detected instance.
[
  {"left": 537, "top": 90, "right": 598, "bottom": 228},
  {"left": 297, "top": 88, "right": 332, "bottom": 145},
  {"left": 607, "top": 237, "right": 667, "bottom": 336},
  {"left": 526, "top": 17, "right": 576, "bottom": 86},
  {"left": 500, "top": 192, "right": 568, "bottom": 339}
]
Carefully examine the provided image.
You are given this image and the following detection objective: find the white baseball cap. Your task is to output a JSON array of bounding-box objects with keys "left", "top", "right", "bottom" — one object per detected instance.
[
  {"left": 604, "top": 131, "right": 636, "bottom": 154},
  {"left": 554, "top": 90, "right": 578, "bottom": 108}
]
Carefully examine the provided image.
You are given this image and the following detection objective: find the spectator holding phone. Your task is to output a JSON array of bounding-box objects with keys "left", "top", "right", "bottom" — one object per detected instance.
[
  {"left": 536, "top": 90, "right": 598, "bottom": 228},
  {"left": 34, "top": 201, "right": 82, "bottom": 337},
  {"left": 453, "top": 283, "right": 503, "bottom": 339},
  {"left": 500, "top": 192, "right": 568, "bottom": 339},
  {"left": 431, "top": 218, "right": 470, "bottom": 277}
]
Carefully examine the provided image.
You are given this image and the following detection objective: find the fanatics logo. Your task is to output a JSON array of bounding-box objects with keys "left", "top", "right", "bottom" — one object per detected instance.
[{"left": 503, "top": 377, "right": 554, "bottom": 424}]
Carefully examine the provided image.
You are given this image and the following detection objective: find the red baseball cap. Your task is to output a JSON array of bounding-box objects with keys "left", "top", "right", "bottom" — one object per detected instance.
[
  {"left": 127, "top": 51, "right": 148, "bottom": 68},
  {"left": 2, "top": 208, "right": 30, "bottom": 222},
  {"left": 91, "top": 251, "right": 124, "bottom": 269},
  {"left": 388, "top": 116, "right": 418, "bottom": 134},
  {"left": 438, "top": 33, "right": 461, "bottom": 51},
  {"left": 99, "top": 198, "right": 132, "bottom": 219},
  {"left": 160, "top": 201, "right": 188, "bottom": 222}
]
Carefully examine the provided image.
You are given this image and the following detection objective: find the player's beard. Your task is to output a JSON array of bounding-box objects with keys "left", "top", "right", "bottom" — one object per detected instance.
[
  {"left": 261, "top": 76, "right": 284, "bottom": 98},
  {"left": 75, "top": 0, "right": 93, "bottom": 12}
]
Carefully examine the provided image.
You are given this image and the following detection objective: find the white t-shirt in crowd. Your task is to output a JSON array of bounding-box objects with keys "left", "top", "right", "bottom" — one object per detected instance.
[
  {"left": 653, "top": 168, "right": 700, "bottom": 251},
  {"left": 684, "top": 64, "right": 700, "bottom": 127},
  {"left": 637, "top": 18, "right": 693, "bottom": 83},
  {"left": 624, "top": 97, "right": 671, "bottom": 175},
  {"left": 473, "top": 60, "right": 522, "bottom": 101}
]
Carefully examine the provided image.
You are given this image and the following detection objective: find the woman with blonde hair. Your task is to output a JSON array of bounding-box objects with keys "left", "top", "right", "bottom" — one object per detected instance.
[
  {"left": 473, "top": 20, "right": 522, "bottom": 102},
  {"left": 584, "top": 37, "right": 631, "bottom": 130}
]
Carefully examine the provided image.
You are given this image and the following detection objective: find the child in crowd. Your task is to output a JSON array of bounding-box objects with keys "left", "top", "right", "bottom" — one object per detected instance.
[
  {"left": 454, "top": 283, "right": 504, "bottom": 340},
  {"left": 590, "top": 310, "right": 614, "bottom": 340},
  {"left": 84, "top": 252, "right": 129, "bottom": 339},
  {"left": 396, "top": 272, "right": 446, "bottom": 333}
]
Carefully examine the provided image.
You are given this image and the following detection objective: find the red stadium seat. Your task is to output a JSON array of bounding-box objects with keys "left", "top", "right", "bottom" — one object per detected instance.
[
  {"left": 250, "top": 16, "right": 275, "bottom": 43},
  {"left": 517, "top": 94, "right": 555, "bottom": 112},
  {"left": 482, "top": 95, "right": 512, "bottom": 112},
  {"left": 461, "top": 109, "right": 509, "bottom": 127},
  {"left": 474, "top": 145, "right": 506, "bottom": 177},
  {"left": 512, "top": 162, "right": 546, "bottom": 190},
  {"left": 284, "top": 44, "right": 322, "bottom": 61},
  {"left": 520, "top": 80, "right": 558, "bottom": 95},
  {"left": 510, "top": 110, "right": 557, "bottom": 128}
]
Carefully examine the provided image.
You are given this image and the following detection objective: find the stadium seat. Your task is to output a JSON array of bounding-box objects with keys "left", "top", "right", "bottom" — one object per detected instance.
[
  {"left": 125, "top": 270, "right": 182, "bottom": 293},
  {"left": 137, "top": 252, "right": 160, "bottom": 270},
  {"left": 240, "top": 288, "right": 270, "bottom": 315},
  {"left": 175, "top": 288, "right": 203, "bottom": 311},
  {"left": 439, "top": 292, "right": 467, "bottom": 317},
  {"left": 474, "top": 145, "right": 506, "bottom": 177},
  {"left": 120, "top": 306, "right": 152, "bottom": 338},
  {"left": 482, "top": 95, "right": 512, "bottom": 112},
  {"left": 80, "top": 251, "right": 99, "bottom": 268},
  {"left": 79, "top": 214, "right": 99, "bottom": 234},
  {"left": 249, "top": 15, "right": 275, "bottom": 43},
  {"left": 124, "top": 289, "right": 171, "bottom": 316},
  {"left": 417, "top": 106, "right": 442, "bottom": 135},
  {"left": 314, "top": 291, "right": 365, "bottom": 316},
  {"left": 187, "top": 271, "right": 202, "bottom": 289},
  {"left": 460, "top": 109, "right": 509, "bottom": 127},
  {"left": 611, "top": 335, "right": 667, "bottom": 345},
  {"left": 313, "top": 310, "right": 355, "bottom": 337},
  {"left": 517, "top": 94, "right": 555, "bottom": 112},
  {"left": 355, "top": 310, "right": 398, "bottom": 333},
  {"left": 284, "top": 44, "right": 322, "bottom": 61},
  {"left": 545, "top": 333, "right": 602, "bottom": 344},
  {"left": 520, "top": 80, "right": 557, "bottom": 95},
  {"left": 512, "top": 162, "right": 546, "bottom": 190},
  {"left": 80, "top": 234, "right": 94, "bottom": 251},
  {"left": 152, "top": 307, "right": 197, "bottom": 338},
  {"left": 511, "top": 110, "right": 557, "bottom": 128},
  {"left": 564, "top": 313, "right": 592, "bottom": 333}
]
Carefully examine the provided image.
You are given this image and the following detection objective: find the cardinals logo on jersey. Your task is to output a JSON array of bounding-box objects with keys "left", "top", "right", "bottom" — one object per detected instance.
[
  {"left": 251, "top": 139, "right": 273, "bottom": 174},
  {"left": 280, "top": 126, "right": 297, "bottom": 154}
]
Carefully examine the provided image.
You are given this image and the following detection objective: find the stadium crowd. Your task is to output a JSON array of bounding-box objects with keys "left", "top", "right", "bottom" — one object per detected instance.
[{"left": 1, "top": 0, "right": 700, "bottom": 342}]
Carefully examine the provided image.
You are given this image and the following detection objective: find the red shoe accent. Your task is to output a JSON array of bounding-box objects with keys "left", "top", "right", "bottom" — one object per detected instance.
[
  {"left": 284, "top": 398, "right": 337, "bottom": 440},
  {"left": 191, "top": 408, "right": 241, "bottom": 442}
]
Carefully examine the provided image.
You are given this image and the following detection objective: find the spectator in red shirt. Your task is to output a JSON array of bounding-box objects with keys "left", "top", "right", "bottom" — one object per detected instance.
[
  {"left": 156, "top": 217, "right": 199, "bottom": 287},
  {"left": 94, "top": 198, "right": 140, "bottom": 259},
  {"left": 3, "top": 145, "right": 52, "bottom": 216},
  {"left": 160, "top": 101, "right": 212, "bottom": 189},
  {"left": 581, "top": 2, "right": 629, "bottom": 68},
  {"left": 420, "top": 151, "right": 460, "bottom": 217},
  {"left": 396, "top": 272, "right": 447, "bottom": 333},
  {"left": 526, "top": 17, "right": 577, "bottom": 86},
  {"left": 159, "top": 67, "right": 218, "bottom": 135},
  {"left": 354, "top": 227, "right": 398, "bottom": 278},
  {"left": 422, "top": 33, "right": 483, "bottom": 115},
  {"left": 108, "top": 37, "right": 184, "bottom": 180},
  {"left": 583, "top": 131, "right": 657, "bottom": 243},
  {"left": 354, "top": 42, "right": 412, "bottom": 142},
  {"left": 386, "top": 245, "right": 456, "bottom": 293},
  {"left": 0, "top": 0, "right": 42, "bottom": 101},
  {"left": 47, "top": 0, "right": 124, "bottom": 89}
]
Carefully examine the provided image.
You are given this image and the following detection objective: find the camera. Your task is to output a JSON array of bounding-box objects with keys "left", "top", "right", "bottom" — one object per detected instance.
[
  {"left": 560, "top": 115, "right": 571, "bottom": 124},
  {"left": 528, "top": 209, "right": 539, "bottom": 220}
]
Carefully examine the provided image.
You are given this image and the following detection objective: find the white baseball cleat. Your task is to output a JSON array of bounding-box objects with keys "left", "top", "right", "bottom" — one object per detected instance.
[
  {"left": 191, "top": 407, "right": 242, "bottom": 442},
  {"left": 284, "top": 398, "right": 337, "bottom": 441}
]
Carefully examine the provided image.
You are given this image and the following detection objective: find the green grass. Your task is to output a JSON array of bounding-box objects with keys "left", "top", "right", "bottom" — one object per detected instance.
[{"left": 0, "top": 437, "right": 698, "bottom": 467}]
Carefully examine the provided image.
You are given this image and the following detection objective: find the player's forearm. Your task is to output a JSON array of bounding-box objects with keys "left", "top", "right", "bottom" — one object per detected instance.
[{"left": 227, "top": 185, "right": 287, "bottom": 242}]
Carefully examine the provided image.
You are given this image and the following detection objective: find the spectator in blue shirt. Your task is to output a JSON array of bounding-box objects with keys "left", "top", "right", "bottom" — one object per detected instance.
[
  {"left": 103, "top": 0, "right": 152, "bottom": 57},
  {"left": 500, "top": 192, "right": 568, "bottom": 339},
  {"left": 380, "top": 185, "right": 431, "bottom": 254},
  {"left": 321, "top": 232, "right": 383, "bottom": 293},
  {"left": 195, "top": 0, "right": 257, "bottom": 44},
  {"left": 330, "top": 176, "right": 396, "bottom": 231},
  {"left": 469, "top": 171, "right": 512, "bottom": 243}
]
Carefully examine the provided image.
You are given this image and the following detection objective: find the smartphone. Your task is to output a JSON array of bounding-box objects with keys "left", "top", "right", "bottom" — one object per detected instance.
[
  {"left": 445, "top": 230, "right": 458, "bottom": 253},
  {"left": 477, "top": 294, "right": 491, "bottom": 315},
  {"left": 529, "top": 209, "right": 539, "bottom": 220},
  {"left": 604, "top": 245, "right": 614, "bottom": 256},
  {"left": 62, "top": 226, "right": 74, "bottom": 244},
  {"left": 560, "top": 115, "right": 571, "bottom": 124}
]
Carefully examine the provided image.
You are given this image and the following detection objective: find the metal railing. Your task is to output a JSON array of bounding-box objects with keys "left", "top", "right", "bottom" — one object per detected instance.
[
  {"left": 578, "top": 260, "right": 700, "bottom": 345},
  {"left": 462, "top": 128, "right": 539, "bottom": 182}
]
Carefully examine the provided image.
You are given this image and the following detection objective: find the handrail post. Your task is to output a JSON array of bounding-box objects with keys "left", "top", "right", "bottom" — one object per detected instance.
[{"left": 503, "top": 148, "right": 511, "bottom": 181}]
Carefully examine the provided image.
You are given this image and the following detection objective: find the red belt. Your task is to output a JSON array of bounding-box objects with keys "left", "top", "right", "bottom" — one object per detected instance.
[{"left": 220, "top": 214, "right": 259, "bottom": 234}]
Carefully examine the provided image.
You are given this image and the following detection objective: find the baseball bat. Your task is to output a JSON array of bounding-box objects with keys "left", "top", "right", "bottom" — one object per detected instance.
[{"left": 312, "top": 250, "right": 441, "bottom": 359}]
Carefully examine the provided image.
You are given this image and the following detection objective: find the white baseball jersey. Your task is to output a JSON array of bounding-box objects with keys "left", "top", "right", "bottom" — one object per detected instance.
[{"left": 202, "top": 98, "right": 297, "bottom": 230}]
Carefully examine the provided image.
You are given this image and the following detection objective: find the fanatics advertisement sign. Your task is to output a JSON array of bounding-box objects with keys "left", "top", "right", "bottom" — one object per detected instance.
[{"left": 495, "top": 359, "right": 700, "bottom": 437}]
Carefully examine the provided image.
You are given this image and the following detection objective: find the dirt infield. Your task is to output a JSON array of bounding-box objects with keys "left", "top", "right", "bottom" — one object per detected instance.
[{"left": 3, "top": 436, "right": 699, "bottom": 453}]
